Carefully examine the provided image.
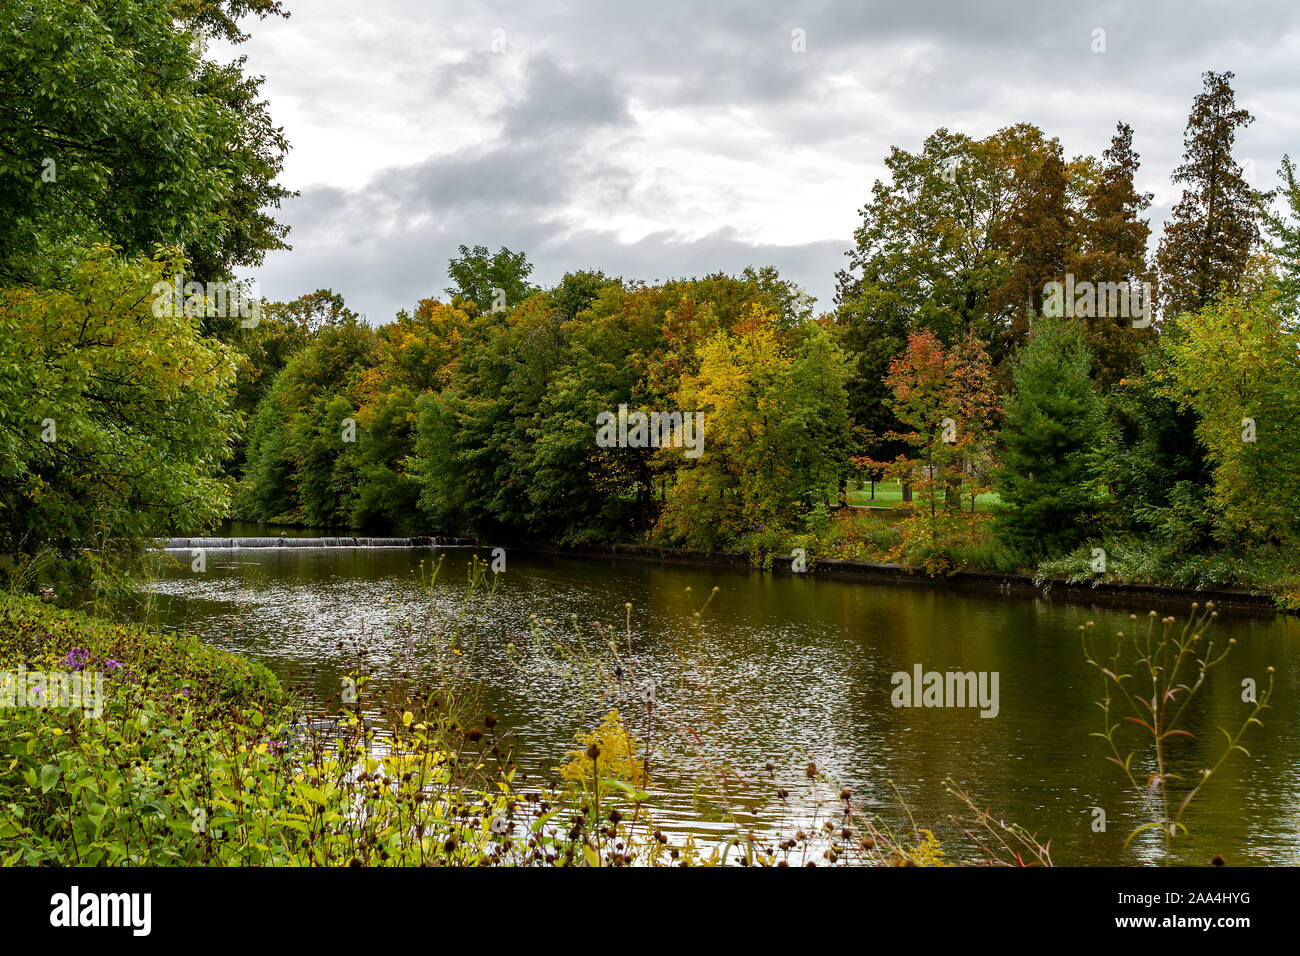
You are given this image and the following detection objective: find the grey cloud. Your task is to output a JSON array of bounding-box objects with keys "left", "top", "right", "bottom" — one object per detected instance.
[
  {"left": 252, "top": 183, "right": 845, "bottom": 325},
  {"left": 235, "top": 0, "right": 1300, "bottom": 327},
  {"left": 496, "top": 54, "right": 631, "bottom": 138}
]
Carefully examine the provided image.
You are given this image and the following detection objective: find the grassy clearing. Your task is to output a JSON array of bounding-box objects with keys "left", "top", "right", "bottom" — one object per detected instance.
[{"left": 844, "top": 481, "right": 1001, "bottom": 512}]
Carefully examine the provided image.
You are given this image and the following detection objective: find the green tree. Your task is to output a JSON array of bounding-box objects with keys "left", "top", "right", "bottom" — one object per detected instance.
[
  {"left": 0, "top": 0, "right": 292, "bottom": 288},
  {"left": 444, "top": 245, "right": 538, "bottom": 316},
  {"left": 1162, "top": 263, "right": 1300, "bottom": 546},
  {"left": 655, "top": 313, "right": 851, "bottom": 551},
  {"left": 1262, "top": 155, "right": 1300, "bottom": 318},
  {"left": 227, "top": 290, "right": 358, "bottom": 472},
  {"left": 838, "top": 128, "right": 1012, "bottom": 350},
  {"left": 237, "top": 315, "right": 375, "bottom": 523},
  {"left": 995, "top": 317, "right": 1108, "bottom": 557},
  {"left": 0, "top": 246, "right": 238, "bottom": 557}
]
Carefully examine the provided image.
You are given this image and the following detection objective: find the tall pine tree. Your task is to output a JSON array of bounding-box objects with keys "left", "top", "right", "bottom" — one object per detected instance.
[
  {"left": 1069, "top": 122, "right": 1156, "bottom": 386},
  {"left": 1263, "top": 154, "right": 1300, "bottom": 318},
  {"left": 1155, "top": 71, "right": 1260, "bottom": 319},
  {"left": 994, "top": 317, "right": 1108, "bottom": 558}
]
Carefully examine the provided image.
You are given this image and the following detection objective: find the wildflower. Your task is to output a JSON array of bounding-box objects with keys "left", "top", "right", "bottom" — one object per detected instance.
[{"left": 61, "top": 647, "right": 91, "bottom": 671}]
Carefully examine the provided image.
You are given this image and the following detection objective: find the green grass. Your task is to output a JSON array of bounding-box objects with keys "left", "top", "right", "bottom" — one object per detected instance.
[{"left": 844, "top": 481, "right": 1001, "bottom": 512}]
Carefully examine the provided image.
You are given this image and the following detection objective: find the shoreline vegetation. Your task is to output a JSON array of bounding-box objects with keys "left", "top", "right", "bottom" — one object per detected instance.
[
  {"left": 150, "top": 530, "right": 1287, "bottom": 614},
  {"left": 0, "top": 577, "right": 1029, "bottom": 867},
  {"left": 7, "top": 61, "right": 1300, "bottom": 611}
]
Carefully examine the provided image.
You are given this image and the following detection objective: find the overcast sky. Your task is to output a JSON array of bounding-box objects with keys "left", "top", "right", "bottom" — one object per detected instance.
[{"left": 216, "top": 0, "right": 1300, "bottom": 323}]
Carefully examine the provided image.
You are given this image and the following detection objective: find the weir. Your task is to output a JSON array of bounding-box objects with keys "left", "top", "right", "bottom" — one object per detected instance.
[{"left": 161, "top": 535, "right": 476, "bottom": 550}]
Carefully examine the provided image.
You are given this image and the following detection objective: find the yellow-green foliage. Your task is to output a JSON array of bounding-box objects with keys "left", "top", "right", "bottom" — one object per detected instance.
[
  {"left": 559, "top": 708, "right": 647, "bottom": 790},
  {"left": 897, "top": 828, "right": 950, "bottom": 866}
]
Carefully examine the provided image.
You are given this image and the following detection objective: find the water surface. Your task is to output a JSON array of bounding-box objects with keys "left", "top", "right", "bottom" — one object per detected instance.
[{"left": 147, "top": 541, "right": 1300, "bottom": 865}]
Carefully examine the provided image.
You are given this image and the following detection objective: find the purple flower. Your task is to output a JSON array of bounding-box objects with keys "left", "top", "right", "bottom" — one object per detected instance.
[{"left": 61, "top": 647, "right": 91, "bottom": 671}]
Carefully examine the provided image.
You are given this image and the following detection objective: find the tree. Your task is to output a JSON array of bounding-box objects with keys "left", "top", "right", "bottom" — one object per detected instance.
[
  {"left": 0, "top": 246, "right": 238, "bottom": 558},
  {"left": 995, "top": 317, "right": 1108, "bottom": 558},
  {"left": 987, "top": 139, "right": 1072, "bottom": 356},
  {"left": 862, "top": 330, "right": 999, "bottom": 567},
  {"left": 1101, "top": 368, "right": 1214, "bottom": 559},
  {"left": 876, "top": 329, "right": 962, "bottom": 528},
  {"left": 947, "top": 333, "right": 1001, "bottom": 512},
  {"left": 740, "top": 265, "right": 816, "bottom": 329},
  {"left": 0, "top": 0, "right": 292, "bottom": 288},
  {"left": 228, "top": 290, "right": 359, "bottom": 471},
  {"left": 835, "top": 293, "right": 910, "bottom": 485},
  {"left": 655, "top": 314, "right": 852, "bottom": 551},
  {"left": 1067, "top": 122, "right": 1156, "bottom": 386},
  {"left": 1155, "top": 71, "right": 1260, "bottom": 319},
  {"left": 237, "top": 315, "right": 375, "bottom": 523},
  {"left": 1162, "top": 263, "right": 1300, "bottom": 547},
  {"left": 837, "top": 127, "right": 1015, "bottom": 351},
  {"left": 1262, "top": 154, "right": 1300, "bottom": 318},
  {"left": 445, "top": 245, "right": 538, "bottom": 316}
]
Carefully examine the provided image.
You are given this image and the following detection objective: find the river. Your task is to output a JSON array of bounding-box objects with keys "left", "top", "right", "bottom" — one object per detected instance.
[{"left": 145, "top": 535, "right": 1300, "bottom": 865}]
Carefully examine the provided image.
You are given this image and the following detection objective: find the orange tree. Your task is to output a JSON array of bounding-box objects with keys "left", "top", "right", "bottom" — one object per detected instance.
[{"left": 858, "top": 329, "right": 999, "bottom": 570}]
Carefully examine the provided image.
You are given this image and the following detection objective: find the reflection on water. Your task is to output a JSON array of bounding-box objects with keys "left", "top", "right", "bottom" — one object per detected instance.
[{"left": 145, "top": 544, "right": 1300, "bottom": 865}]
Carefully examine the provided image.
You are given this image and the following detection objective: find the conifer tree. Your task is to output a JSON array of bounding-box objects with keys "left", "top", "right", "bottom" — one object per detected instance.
[
  {"left": 1263, "top": 155, "right": 1300, "bottom": 318},
  {"left": 994, "top": 318, "right": 1108, "bottom": 557},
  {"left": 1069, "top": 123, "right": 1156, "bottom": 386},
  {"left": 1155, "top": 71, "right": 1260, "bottom": 318}
]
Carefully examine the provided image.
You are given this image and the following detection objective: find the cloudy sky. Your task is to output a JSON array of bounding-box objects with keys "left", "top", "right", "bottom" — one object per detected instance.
[{"left": 215, "top": 0, "right": 1300, "bottom": 323}]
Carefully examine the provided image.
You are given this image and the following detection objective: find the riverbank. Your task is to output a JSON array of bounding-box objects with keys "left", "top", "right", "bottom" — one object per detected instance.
[
  {"left": 177, "top": 528, "right": 1287, "bottom": 615},
  {"left": 497, "top": 542, "right": 1283, "bottom": 616},
  {"left": 220, "top": 505, "right": 1295, "bottom": 615},
  {"left": 0, "top": 590, "right": 976, "bottom": 866}
]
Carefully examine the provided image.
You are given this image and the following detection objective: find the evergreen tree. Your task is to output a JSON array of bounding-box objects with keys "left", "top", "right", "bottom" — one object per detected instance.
[
  {"left": 994, "top": 317, "right": 1108, "bottom": 557},
  {"left": 1069, "top": 122, "right": 1156, "bottom": 386},
  {"left": 1263, "top": 155, "right": 1300, "bottom": 318},
  {"left": 1155, "top": 71, "right": 1260, "bottom": 318}
]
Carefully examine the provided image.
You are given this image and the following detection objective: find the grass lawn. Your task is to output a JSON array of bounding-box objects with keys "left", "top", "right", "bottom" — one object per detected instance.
[{"left": 844, "top": 481, "right": 1002, "bottom": 512}]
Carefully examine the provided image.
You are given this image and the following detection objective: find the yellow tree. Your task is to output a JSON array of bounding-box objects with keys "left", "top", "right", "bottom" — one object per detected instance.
[
  {"left": 655, "top": 306, "right": 851, "bottom": 551},
  {"left": 1162, "top": 261, "right": 1300, "bottom": 547}
]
